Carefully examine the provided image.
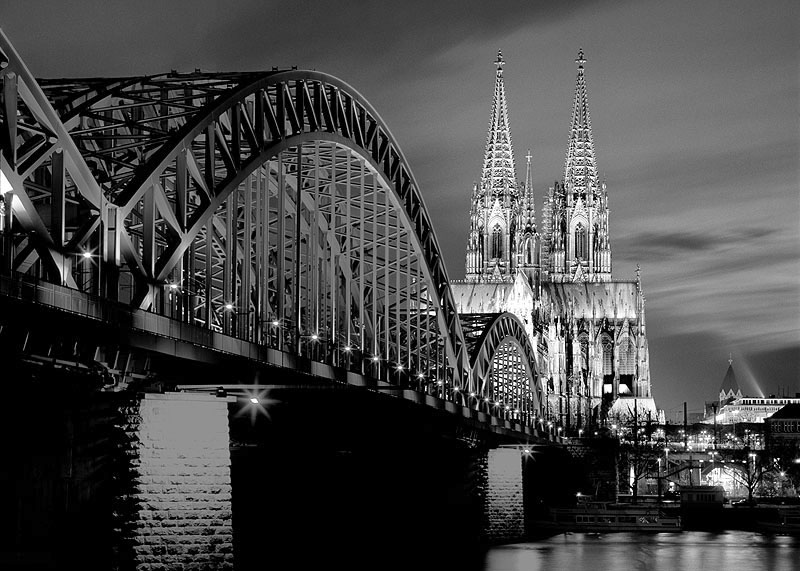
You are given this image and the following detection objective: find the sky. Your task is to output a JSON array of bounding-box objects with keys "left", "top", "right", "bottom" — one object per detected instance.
[{"left": 1, "top": 0, "right": 797, "bottom": 413}]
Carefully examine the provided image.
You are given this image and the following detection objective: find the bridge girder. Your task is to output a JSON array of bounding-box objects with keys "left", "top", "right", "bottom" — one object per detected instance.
[
  {"left": 461, "top": 312, "right": 543, "bottom": 421},
  {"left": 0, "top": 28, "right": 469, "bottom": 390},
  {"left": 0, "top": 28, "right": 543, "bottom": 425}
]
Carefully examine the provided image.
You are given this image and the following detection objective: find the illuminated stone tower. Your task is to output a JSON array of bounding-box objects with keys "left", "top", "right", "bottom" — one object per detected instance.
[
  {"left": 542, "top": 49, "right": 611, "bottom": 283},
  {"left": 465, "top": 51, "right": 521, "bottom": 283}
]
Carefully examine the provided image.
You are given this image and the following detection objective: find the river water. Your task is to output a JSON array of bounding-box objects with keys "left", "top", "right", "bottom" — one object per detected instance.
[{"left": 483, "top": 531, "right": 800, "bottom": 571}]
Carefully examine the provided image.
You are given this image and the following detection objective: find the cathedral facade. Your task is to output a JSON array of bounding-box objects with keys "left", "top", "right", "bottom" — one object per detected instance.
[{"left": 453, "top": 50, "right": 659, "bottom": 430}]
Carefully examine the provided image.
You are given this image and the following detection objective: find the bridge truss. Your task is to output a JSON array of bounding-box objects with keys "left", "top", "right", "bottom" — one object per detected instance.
[{"left": 0, "top": 28, "right": 543, "bottom": 426}]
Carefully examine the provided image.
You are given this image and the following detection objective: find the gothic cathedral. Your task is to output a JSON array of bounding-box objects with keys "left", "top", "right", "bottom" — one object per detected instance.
[{"left": 452, "top": 50, "right": 660, "bottom": 429}]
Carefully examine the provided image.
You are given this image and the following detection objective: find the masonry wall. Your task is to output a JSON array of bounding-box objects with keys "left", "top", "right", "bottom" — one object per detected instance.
[
  {"left": 482, "top": 448, "right": 525, "bottom": 542},
  {"left": 116, "top": 393, "right": 233, "bottom": 570}
]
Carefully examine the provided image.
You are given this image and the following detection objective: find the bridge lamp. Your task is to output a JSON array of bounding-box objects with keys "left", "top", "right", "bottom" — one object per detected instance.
[
  {"left": 469, "top": 391, "right": 476, "bottom": 397},
  {"left": 453, "top": 387, "right": 460, "bottom": 393},
  {"left": 523, "top": 448, "right": 531, "bottom": 455},
  {"left": 395, "top": 364, "right": 404, "bottom": 371},
  {"left": 780, "top": 471, "right": 786, "bottom": 477},
  {"left": 271, "top": 319, "right": 280, "bottom": 327},
  {"left": 484, "top": 397, "right": 490, "bottom": 403},
  {"left": 249, "top": 397, "right": 259, "bottom": 405},
  {"left": 310, "top": 333, "right": 319, "bottom": 341},
  {"left": 81, "top": 251, "right": 93, "bottom": 259},
  {"left": 224, "top": 303, "right": 234, "bottom": 311},
  {"left": 168, "top": 283, "right": 179, "bottom": 291},
  {"left": 344, "top": 345, "right": 352, "bottom": 352},
  {"left": 417, "top": 373, "right": 425, "bottom": 380},
  {"left": 371, "top": 355, "right": 380, "bottom": 363}
]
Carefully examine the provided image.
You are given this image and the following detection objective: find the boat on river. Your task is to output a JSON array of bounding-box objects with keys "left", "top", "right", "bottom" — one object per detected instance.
[{"left": 536, "top": 499, "right": 681, "bottom": 532}]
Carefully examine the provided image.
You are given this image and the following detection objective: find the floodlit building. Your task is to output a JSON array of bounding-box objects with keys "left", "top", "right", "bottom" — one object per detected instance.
[
  {"left": 766, "top": 403, "right": 800, "bottom": 445},
  {"left": 452, "top": 50, "right": 658, "bottom": 430}
]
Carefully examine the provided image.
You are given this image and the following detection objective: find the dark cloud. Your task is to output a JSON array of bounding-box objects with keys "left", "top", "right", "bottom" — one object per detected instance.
[{"left": 614, "top": 227, "right": 781, "bottom": 264}]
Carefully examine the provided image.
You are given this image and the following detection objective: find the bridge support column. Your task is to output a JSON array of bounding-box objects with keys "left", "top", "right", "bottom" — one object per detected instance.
[
  {"left": 117, "top": 393, "right": 233, "bottom": 570},
  {"left": 481, "top": 448, "right": 525, "bottom": 542}
]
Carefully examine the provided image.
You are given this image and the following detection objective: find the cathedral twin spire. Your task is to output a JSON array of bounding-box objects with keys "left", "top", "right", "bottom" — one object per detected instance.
[
  {"left": 465, "top": 48, "right": 612, "bottom": 284},
  {"left": 481, "top": 50, "right": 517, "bottom": 197},
  {"left": 564, "top": 48, "right": 599, "bottom": 203}
]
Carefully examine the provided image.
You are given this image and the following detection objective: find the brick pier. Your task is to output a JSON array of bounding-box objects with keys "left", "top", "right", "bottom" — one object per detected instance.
[{"left": 117, "top": 393, "right": 234, "bottom": 570}]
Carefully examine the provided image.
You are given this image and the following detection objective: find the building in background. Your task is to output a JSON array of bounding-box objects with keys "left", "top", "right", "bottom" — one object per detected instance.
[
  {"left": 766, "top": 403, "right": 800, "bottom": 445},
  {"left": 452, "top": 50, "right": 658, "bottom": 431}
]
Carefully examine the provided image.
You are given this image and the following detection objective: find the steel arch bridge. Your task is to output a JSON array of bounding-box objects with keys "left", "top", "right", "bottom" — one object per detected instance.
[{"left": 0, "top": 29, "right": 543, "bottom": 430}]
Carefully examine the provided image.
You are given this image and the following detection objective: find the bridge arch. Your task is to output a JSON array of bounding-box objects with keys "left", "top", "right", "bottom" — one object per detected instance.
[
  {"left": 460, "top": 312, "right": 543, "bottom": 422},
  {"left": 0, "top": 30, "right": 471, "bottom": 389}
]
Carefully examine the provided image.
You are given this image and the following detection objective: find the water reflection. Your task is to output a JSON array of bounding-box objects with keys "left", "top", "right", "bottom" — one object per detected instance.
[{"left": 484, "top": 532, "right": 800, "bottom": 571}]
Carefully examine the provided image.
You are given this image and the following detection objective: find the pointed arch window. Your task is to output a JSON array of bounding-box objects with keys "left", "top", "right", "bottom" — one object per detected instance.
[
  {"left": 578, "top": 332, "right": 589, "bottom": 371},
  {"left": 601, "top": 335, "right": 613, "bottom": 376},
  {"left": 575, "top": 223, "right": 587, "bottom": 259},
  {"left": 491, "top": 224, "right": 503, "bottom": 259},
  {"left": 619, "top": 337, "right": 636, "bottom": 375}
]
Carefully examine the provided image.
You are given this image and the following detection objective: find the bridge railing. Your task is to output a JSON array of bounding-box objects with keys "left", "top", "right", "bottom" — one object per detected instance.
[{"left": 0, "top": 269, "right": 557, "bottom": 439}]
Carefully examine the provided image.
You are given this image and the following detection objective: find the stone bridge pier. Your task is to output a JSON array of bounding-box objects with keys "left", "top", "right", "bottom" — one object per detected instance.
[
  {"left": 2, "top": 382, "right": 557, "bottom": 570},
  {"left": 115, "top": 393, "right": 235, "bottom": 570}
]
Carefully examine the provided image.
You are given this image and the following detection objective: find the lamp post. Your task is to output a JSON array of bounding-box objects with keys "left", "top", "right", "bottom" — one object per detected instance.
[{"left": 657, "top": 456, "right": 663, "bottom": 503}]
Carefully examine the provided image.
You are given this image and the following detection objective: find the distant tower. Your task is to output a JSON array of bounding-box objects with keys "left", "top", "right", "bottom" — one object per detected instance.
[
  {"left": 465, "top": 50, "right": 521, "bottom": 283},
  {"left": 542, "top": 49, "right": 611, "bottom": 282},
  {"left": 719, "top": 355, "right": 743, "bottom": 404}
]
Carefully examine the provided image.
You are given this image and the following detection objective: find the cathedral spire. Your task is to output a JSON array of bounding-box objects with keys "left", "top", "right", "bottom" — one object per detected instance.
[
  {"left": 464, "top": 51, "right": 521, "bottom": 283},
  {"left": 564, "top": 47, "right": 598, "bottom": 201},
  {"left": 481, "top": 49, "right": 517, "bottom": 196}
]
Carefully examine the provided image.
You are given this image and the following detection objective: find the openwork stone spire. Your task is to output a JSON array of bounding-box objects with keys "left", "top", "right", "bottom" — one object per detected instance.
[
  {"left": 564, "top": 48, "right": 598, "bottom": 201},
  {"left": 481, "top": 50, "right": 517, "bottom": 196},
  {"left": 464, "top": 50, "right": 521, "bottom": 283}
]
